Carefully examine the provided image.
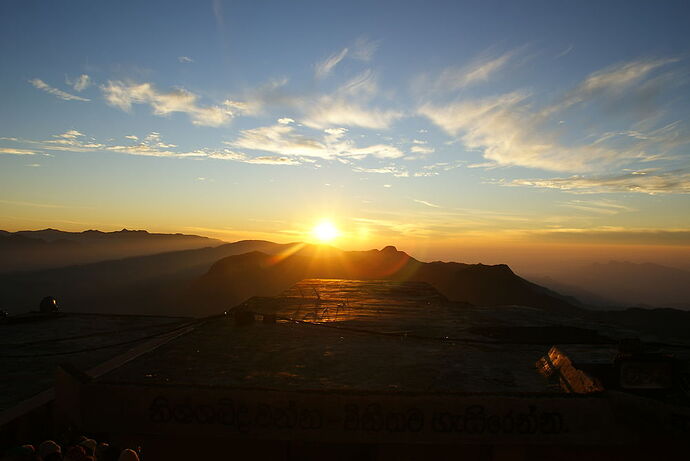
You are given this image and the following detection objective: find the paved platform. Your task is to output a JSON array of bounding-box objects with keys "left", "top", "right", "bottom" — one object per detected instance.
[{"left": 0, "top": 313, "right": 190, "bottom": 412}]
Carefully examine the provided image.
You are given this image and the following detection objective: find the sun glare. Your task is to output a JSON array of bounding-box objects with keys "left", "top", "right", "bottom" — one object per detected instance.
[{"left": 312, "top": 220, "right": 339, "bottom": 243}]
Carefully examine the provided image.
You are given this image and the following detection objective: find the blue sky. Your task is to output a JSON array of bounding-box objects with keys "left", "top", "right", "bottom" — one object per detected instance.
[{"left": 1, "top": 0, "right": 690, "bottom": 268}]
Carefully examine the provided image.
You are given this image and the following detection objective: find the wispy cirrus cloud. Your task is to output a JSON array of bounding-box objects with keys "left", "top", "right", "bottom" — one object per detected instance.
[
  {"left": 419, "top": 90, "right": 619, "bottom": 172},
  {"left": 178, "top": 56, "right": 194, "bottom": 63},
  {"left": 314, "top": 37, "right": 379, "bottom": 79},
  {"left": 29, "top": 78, "right": 90, "bottom": 101},
  {"left": 352, "top": 165, "right": 409, "bottom": 177},
  {"left": 413, "top": 199, "right": 441, "bottom": 208},
  {"left": 0, "top": 147, "right": 40, "bottom": 155},
  {"left": 227, "top": 123, "right": 404, "bottom": 160},
  {"left": 207, "top": 150, "right": 301, "bottom": 165},
  {"left": 542, "top": 58, "right": 678, "bottom": 116},
  {"left": 350, "top": 36, "right": 379, "bottom": 61},
  {"left": 304, "top": 99, "right": 402, "bottom": 130},
  {"left": 304, "top": 71, "right": 403, "bottom": 129},
  {"left": 101, "top": 80, "right": 245, "bottom": 127},
  {"left": 0, "top": 127, "right": 406, "bottom": 171},
  {"left": 554, "top": 44, "right": 574, "bottom": 59},
  {"left": 93, "top": 51, "right": 398, "bottom": 131},
  {"left": 412, "top": 49, "right": 518, "bottom": 98},
  {"left": 434, "top": 50, "right": 515, "bottom": 91},
  {"left": 559, "top": 199, "right": 635, "bottom": 215},
  {"left": 315, "top": 48, "right": 349, "bottom": 79},
  {"left": 419, "top": 57, "right": 686, "bottom": 173},
  {"left": 230, "top": 124, "right": 330, "bottom": 158},
  {"left": 508, "top": 170, "right": 690, "bottom": 194},
  {"left": 2, "top": 130, "right": 201, "bottom": 159}
]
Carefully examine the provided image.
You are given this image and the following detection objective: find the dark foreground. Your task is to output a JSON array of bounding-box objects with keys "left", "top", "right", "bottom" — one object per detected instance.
[{"left": 3, "top": 279, "right": 690, "bottom": 459}]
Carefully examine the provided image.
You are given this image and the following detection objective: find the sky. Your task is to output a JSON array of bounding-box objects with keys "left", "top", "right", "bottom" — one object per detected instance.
[{"left": 1, "top": 0, "right": 690, "bottom": 272}]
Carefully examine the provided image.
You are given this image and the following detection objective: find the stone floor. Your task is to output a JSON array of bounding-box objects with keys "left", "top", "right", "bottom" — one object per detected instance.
[{"left": 0, "top": 313, "right": 189, "bottom": 411}]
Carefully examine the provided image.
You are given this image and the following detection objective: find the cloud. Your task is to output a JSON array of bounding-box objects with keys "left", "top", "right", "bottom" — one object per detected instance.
[
  {"left": 350, "top": 37, "right": 379, "bottom": 61},
  {"left": 544, "top": 58, "right": 677, "bottom": 116},
  {"left": 228, "top": 77, "right": 292, "bottom": 117},
  {"left": 4, "top": 127, "right": 404, "bottom": 172},
  {"left": 101, "top": 80, "right": 243, "bottom": 126},
  {"left": 30, "top": 78, "right": 90, "bottom": 101},
  {"left": 314, "top": 37, "right": 379, "bottom": 79},
  {"left": 410, "top": 145, "right": 435, "bottom": 154},
  {"left": 41, "top": 129, "right": 301, "bottom": 164},
  {"left": 413, "top": 49, "right": 517, "bottom": 97},
  {"left": 346, "top": 144, "right": 404, "bottom": 159},
  {"left": 277, "top": 117, "right": 294, "bottom": 125},
  {"left": 580, "top": 58, "right": 675, "bottom": 94},
  {"left": 5, "top": 129, "right": 199, "bottom": 158},
  {"left": 435, "top": 50, "right": 515, "bottom": 91},
  {"left": 315, "top": 48, "right": 349, "bottom": 79},
  {"left": 305, "top": 99, "right": 402, "bottom": 129},
  {"left": 413, "top": 199, "right": 440, "bottom": 208},
  {"left": 304, "top": 71, "right": 403, "bottom": 129},
  {"left": 353, "top": 165, "right": 409, "bottom": 177},
  {"left": 70, "top": 74, "right": 91, "bottom": 92},
  {"left": 178, "top": 56, "right": 194, "bottom": 63},
  {"left": 230, "top": 124, "right": 331, "bottom": 158},
  {"left": 228, "top": 123, "right": 404, "bottom": 160},
  {"left": 58, "top": 130, "right": 84, "bottom": 139},
  {"left": 467, "top": 161, "right": 499, "bottom": 169},
  {"left": 208, "top": 150, "right": 301, "bottom": 165},
  {"left": 554, "top": 44, "right": 573, "bottom": 59},
  {"left": 32, "top": 130, "right": 106, "bottom": 152},
  {"left": 0, "top": 147, "right": 39, "bottom": 155},
  {"left": 509, "top": 170, "right": 690, "bottom": 194},
  {"left": 419, "top": 57, "right": 686, "bottom": 173},
  {"left": 559, "top": 199, "right": 635, "bottom": 215},
  {"left": 419, "top": 90, "right": 612, "bottom": 171},
  {"left": 0, "top": 199, "right": 79, "bottom": 209}
]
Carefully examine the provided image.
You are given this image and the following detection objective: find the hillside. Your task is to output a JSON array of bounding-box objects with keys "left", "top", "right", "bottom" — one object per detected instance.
[
  {"left": 0, "top": 241, "right": 576, "bottom": 317},
  {"left": 0, "top": 228, "right": 225, "bottom": 273},
  {"left": 528, "top": 261, "right": 690, "bottom": 309},
  {"left": 0, "top": 240, "right": 301, "bottom": 314},
  {"left": 184, "top": 245, "right": 577, "bottom": 316}
]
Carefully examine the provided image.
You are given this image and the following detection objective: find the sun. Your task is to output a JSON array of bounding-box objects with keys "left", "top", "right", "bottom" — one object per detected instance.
[{"left": 312, "top": 220, "right": 340, "bottom": 243}]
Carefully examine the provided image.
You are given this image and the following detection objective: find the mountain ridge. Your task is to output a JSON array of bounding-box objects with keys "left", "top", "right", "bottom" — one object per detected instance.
[
  {"left": 0, "top": 238, "right": 576, "bottom": 317},
  {"left": 528, "top": 260, "right": 690, "bottom": 309},
  {"left": 0, "top": 228, "right": 226, "bottom": 273},
  {"left": 184, "top": 245, "right": 578, "bottom": 316}
]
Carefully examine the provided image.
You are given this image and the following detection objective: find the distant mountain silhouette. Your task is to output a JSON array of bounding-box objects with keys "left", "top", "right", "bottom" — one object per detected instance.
[
  {"left": 0, "top": 239, "right": 576, "bottom": 316},
  {"left": 0, "top": 239, "right": 299, "bottom": 314},
  {"left": 529, "top": 261, "right": 690, "bottom": 309},
  {"left": 525, "top": 275, "right": 619, "bottom": 308},
  {"left": 0, "top": 228, "right": 225, "bottom": 273},
  {"left": 184, "top": 245, "right": 578, "bottom": 316}
]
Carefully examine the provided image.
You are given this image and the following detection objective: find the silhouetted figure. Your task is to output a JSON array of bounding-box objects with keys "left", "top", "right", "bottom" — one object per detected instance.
[
  {"left": 117, "top": 448, "right": 140, "bottom": 461},
  {"left": 39, "top": 296, "right": 59, "bottom": 314},
  {"left": 38, "top": 440, "right": 61, "bottom": 459}
]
